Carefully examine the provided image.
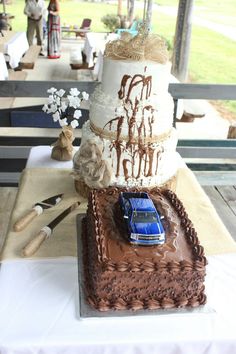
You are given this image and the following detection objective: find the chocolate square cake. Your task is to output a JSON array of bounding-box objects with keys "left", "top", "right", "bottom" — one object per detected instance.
[{"left": 81, "top": 187, "right": 207, "bottom": 311}]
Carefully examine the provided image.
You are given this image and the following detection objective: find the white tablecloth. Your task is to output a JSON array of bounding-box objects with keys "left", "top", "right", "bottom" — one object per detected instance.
[
  {"left": 0, "top": 52, "right": 8, "bottom": 80},
  {"left": 83, "top": 32, "right": 118, "bottom": 75},
  {"left": 0, "top": 254, "right": 236, "bottom": 354},
  {"left": 83, "top": 32, "right": 107, "bottom": 68},
  {"left": 1, "top": 146, "right": 236, "bottom": 353},
  {"left": 26, "top": 145, "right": 77, "bottom": 169},
  {"left": 3, "top": 32, "right": 29, "bottom": 68}
]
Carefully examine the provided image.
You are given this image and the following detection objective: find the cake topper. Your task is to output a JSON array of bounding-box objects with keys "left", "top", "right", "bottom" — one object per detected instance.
[
  {"left": 104, "top": 23, "right": 169, "bottom": 63},
  {"left": 138, "top": 20, "right": 150, "bottom": 42}
]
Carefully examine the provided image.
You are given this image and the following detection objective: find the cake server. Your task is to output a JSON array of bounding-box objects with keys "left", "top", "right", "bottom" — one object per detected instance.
[
  {"left": 13, "top": 193, "right": 63, "bottom": 232},
  {"left": 22, "top": 202, "right": 80, "bottom": 257}
]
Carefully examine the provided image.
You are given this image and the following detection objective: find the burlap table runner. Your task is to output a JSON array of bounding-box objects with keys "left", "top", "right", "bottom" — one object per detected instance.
[{"left": 1, "top": 167, "right": 236, "bottom": 261}]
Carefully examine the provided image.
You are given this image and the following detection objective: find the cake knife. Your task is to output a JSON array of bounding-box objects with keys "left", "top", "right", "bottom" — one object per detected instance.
[
  {"left": 13, "top": 193, "right": 63, "bottom": 232},
  {"left": 22, "top": 202, "right": 80, "bottom": 257}
]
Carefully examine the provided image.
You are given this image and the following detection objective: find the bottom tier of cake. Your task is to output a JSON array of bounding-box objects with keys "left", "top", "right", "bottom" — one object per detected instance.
[{"left": 81, "top": 187, "right": 207, "bottom": 312}]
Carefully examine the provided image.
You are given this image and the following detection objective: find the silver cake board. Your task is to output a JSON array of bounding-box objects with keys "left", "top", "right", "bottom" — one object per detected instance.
[{"left": 76, "top": 214, "right": 213, "bottom": 321}]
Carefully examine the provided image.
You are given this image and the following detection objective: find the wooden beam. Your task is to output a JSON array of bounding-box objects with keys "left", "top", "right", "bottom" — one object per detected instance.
[
  {"left": 169, "top": 83, "right": 236, "bottom": 100},
  {"left": 177, "top": 146, "right": 236, "bottom": 159},
  {"left": 194, "top": 171, "right": 236, "bottom": 186},
  {"left": 0, "top": 80, "right": 98, "bottom": 97}
]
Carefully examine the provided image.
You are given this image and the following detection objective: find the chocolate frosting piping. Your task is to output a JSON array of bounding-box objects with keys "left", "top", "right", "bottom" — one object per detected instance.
[
  {"left": 87, "top": 290, "right": 207, "bottom": 311},
  {"left": 90, "top": 187, "right": 207, "bottom": 272}
]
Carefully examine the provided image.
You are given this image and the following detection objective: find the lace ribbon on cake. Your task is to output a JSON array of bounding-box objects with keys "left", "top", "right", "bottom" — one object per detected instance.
[
  {"left": 90, "top": 121, "right": 173, "bottom": 144},
  {"left": 104, "top": 32, "right": 169, "bottom": 64}
]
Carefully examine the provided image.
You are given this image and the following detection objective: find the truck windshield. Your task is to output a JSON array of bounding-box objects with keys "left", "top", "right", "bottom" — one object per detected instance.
[{"left": 132, "top": 211, "right": 158, "bottom": 223}]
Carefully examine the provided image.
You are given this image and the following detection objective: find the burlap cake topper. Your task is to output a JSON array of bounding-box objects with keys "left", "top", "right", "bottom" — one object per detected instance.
[{"left": 104, "top": 23, "right": 169, "bottom": 64}]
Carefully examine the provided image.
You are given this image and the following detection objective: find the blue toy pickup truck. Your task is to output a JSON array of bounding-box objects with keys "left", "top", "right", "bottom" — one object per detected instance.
[{"left": 119, "top": 191, "right": 166, "bottom": 246}]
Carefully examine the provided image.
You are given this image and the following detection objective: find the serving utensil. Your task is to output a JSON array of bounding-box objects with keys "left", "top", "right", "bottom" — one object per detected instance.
[
  {"left": 22, "top": 202, "right": 80, "bottom": 257},
  {"left": 13, "top": 194, "right": 63, "bottom": 232}
]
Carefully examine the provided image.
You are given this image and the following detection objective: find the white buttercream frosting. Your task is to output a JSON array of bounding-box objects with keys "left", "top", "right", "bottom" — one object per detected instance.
[
  {"left": 90, "top": 84, "right": 174, "bottom": 137},
  {"left": 101, "top": 57, "right": 171, "bottom": 96},
  {"left": 76, "top": 39, "right": 178, "bottom": 189},
  {"left": 78, "top": 121, "right": 178, "bottom": 187}
]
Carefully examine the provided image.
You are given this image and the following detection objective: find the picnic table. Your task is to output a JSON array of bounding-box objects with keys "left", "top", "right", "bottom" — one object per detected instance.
[
  {"left": 61, "top": 25, "right": 90, "bottom": 39},
  {"left": 0, "top": 30, "right": 29, "bottom": 68}
]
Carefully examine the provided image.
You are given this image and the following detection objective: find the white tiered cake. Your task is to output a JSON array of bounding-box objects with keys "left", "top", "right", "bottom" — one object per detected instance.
[{"left": 73, "top": 31, "right": 178, "bottom": 192}]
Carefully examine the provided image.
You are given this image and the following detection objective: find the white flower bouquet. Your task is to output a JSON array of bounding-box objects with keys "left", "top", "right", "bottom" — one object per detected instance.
[{"left": 42, "top": 87, "right": 89, "bottom": 129}]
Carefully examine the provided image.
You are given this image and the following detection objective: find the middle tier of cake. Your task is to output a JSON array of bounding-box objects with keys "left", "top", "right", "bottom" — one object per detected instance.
[{"left": 75, "top": 121, "right": 178, "bottom": 188}]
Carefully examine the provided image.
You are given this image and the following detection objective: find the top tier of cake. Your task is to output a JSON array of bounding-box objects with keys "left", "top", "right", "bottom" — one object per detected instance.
[
  {"left": 101, "top": 57, "right": 171, "bottom": 96},
  {"left": 90, "top": 57, "right": 174, "bottom": 138}
]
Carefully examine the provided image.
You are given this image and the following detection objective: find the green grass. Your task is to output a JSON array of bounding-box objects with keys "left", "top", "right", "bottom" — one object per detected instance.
[{"left": 4, "top": 0, "right": 236, "bottom": 116}]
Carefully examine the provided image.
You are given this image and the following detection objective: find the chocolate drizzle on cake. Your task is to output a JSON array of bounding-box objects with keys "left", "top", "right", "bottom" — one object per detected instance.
[
  {"left": 104, "top": 72, "right": 161, "bottom": 180},
  {"left": 118, "top": 74, "right": 152, "bottom": 102}
]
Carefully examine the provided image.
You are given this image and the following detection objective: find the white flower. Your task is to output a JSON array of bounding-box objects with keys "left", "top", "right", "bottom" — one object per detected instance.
[
  {"left": 43, "top": 87, "right": 88, "bottom": 129},
  {"left": 57, "top": 89, "right": 66, "bottom": 97},
  {"left": 52, "top": 111, "right": 60, "bottom": 122},
  {"left": 70, "top": 88, "right": 80, "bottom": 96},
  {"left": 47, "top": 95, "right": 55, "bottom": 104},
  {"left": 55, "top": 96, "right": 61, "bottom": 106},
  {"left": 42, "top": 104, "right": 48, "bottom": 112},
  {"left": 45, "top": 106, "right": 54, "bottom": 114},
  {"left": 61, "top": 101, "right": 68, "bottom": 112},
  {"left": 82, "top": 91, "right": 89, "bottom": 100},
  {"left": 47, "top": 87, "right": 57, "bottom": 94},
  {"left": 59, "top": 118, "right": 68, "bottom": 127},
  {"left": 71, "top": 119, "right": 79, "bottom": 128},
  {"left": 50, "top": 104, "right": 58, "bottom": 113},
  {"left": 67, "top": 95, "right": 81, "bottom": 108},
  {"left": 74, "top": 109, "right": 82, "bottom": 119}
]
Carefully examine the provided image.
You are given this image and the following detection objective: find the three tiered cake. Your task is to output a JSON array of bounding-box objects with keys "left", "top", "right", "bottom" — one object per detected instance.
[
  {"left": 74, "top": 30, "right": 207, "bottom": 312},
  {"left": 73, "top": 32, "right": 178, "bottom": 191}
]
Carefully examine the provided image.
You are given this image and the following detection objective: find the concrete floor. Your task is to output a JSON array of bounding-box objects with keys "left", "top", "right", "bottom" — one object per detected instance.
[{"left": 176, "top": 100, "right": 230, "bottom": 140}]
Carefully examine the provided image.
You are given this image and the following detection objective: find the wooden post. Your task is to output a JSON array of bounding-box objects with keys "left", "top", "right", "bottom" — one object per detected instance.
[
  {"left": 145, "top": 0, "right": 153, "bottom": 30},
  {"left": 227, "top": 126, "right": 236, "bottom": 139},
  {"left": 2, "top": 0, "right": 6, "bottom": 14},
  {"left": 143, "top": 0, "right": 147, "bottom": 21},
  {"left": 117, "top": 0, "right": 122, "bottom": 17},
  {"left": 127, "top": 0, "right": 135, "bottom": 24},
  {"left": 171, "top": 0, "right": 194, "bottom": 82}
]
